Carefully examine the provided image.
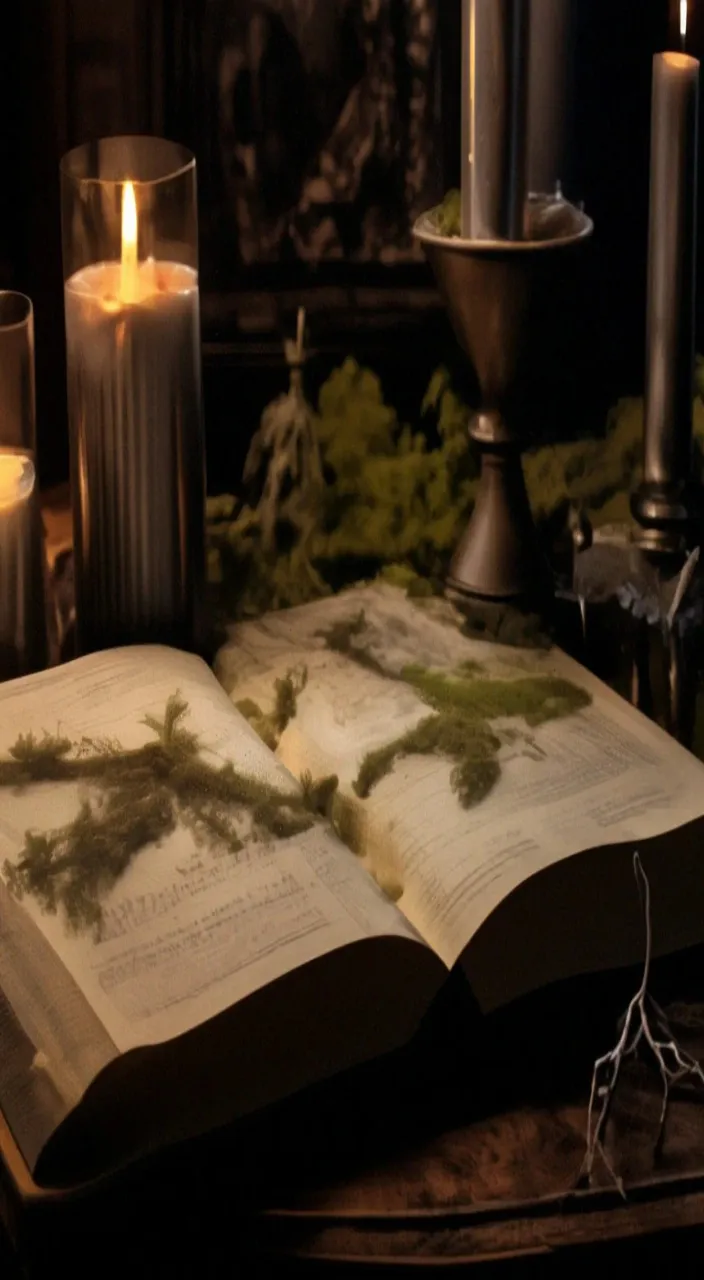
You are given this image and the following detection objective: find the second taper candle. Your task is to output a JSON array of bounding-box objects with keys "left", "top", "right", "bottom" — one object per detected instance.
[{"left": 643, "top": 48, "right": 699, "bottom": 493}]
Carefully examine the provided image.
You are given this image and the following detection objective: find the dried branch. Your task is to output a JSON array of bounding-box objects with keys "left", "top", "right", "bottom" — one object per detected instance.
[
  {"left": 581, "top": 852, "right": 704, "bottom": 1195},
  {"left": 667, "top": 545, "right": 700, "bottom": 631}
]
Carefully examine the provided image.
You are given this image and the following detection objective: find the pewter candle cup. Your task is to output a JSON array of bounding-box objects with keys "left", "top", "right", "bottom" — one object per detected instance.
[
  {"left": 415, "top": 196, "right": 593, "bottom": 606},
  {"left": 0, "top": 292, "right": 48, "bottom": 679},
  {"left": 60, "top": 136, "right": 206, "bottom": 656}
]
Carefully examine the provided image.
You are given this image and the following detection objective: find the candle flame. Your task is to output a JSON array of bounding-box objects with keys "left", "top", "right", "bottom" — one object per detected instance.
[
  {"left": 0, "top": 453, "right": 34, "bottom": 512},
  {"left": 681, "top": 0, "right": 688, "bottom": 40},
  {"left": 120, "top": 181, "right": 139, "bottom": 303}
]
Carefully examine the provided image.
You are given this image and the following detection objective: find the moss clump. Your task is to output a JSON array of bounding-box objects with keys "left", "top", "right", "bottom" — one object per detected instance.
[
  {"left": 354, "top": 712, "right": 502, "bottom": 808},
  {"left": 316, "top": 610, "right": 367, "bottom": 655},
  {"left": 458, "top": 659, "right": 484, "bottom": 677},
  {"left": 379, "top": 564, "right": 439, "bottom": 599},
  {"left": 315, "top": 611, "right": 389, "bottom": 678},
  {"left": 429, "top": 189, "right": 461, "bottom": 237},
  {"left": 358, "top": 665, "right": 590, "bottom": 805},
  {"left": 402, "top": 666, "right": 592, "bottom": 726},
  {"left": 1, "top": 694, "right": 316, "bottom": 939},
  {"left": 316, "top": 613, "right": 592, "bottom": 810},
  {"left": 300, "top": 771, "right": 340, "bottom": 819},
  {"left": 330, "top": 792, "right": 366, "bottom": 857},
  {"left": 236, "top": 666, "right": 308, "bottom": 749}
]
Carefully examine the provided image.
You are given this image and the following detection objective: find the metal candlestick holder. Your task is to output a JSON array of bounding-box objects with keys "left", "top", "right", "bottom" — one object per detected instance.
[{"left": 414, "top": 196, "right": 593, "bottom": 607}]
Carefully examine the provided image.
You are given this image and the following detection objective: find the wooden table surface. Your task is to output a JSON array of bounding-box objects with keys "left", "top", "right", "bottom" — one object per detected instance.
[
  {"left": 3, "top": 959, "right": 704, "bottom": 1276},
  {"left": 246, "top": 960, "right": 704, "bottom": 1273}
]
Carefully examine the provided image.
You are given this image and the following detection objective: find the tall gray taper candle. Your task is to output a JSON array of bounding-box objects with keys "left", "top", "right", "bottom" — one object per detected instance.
[
  {"left": 527, "top": 0, "right": 575, "bottom": 197},
  {"left": 461, "top": 0, "right": 531, "bottom": 240},
  {"left": 644, "top": 52, "right": 699, "bottom": 489}
]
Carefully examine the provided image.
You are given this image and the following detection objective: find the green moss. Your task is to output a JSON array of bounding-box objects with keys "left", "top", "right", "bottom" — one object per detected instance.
[
  {"left": 330, "top": 792, "right": 366, "bottom": 857},
  {"left": 1, "top": 694, "right": 316, "bottom": 939},
  {"left": 236, "top": 667, "right": 308, "bottom": 749},
  {"left": 450, "top": 756, "right": 502, "bottom": 808},
  {"left": 354, "top": 712, "right": 502, "bottom": 808},
  {"left": 378, "top": 564, "right": 437, "bottom": 597},
  {"left": 316, "top": 613, "right": 591, "bottom": 811},
  {"left": 316, "top": 610, "right": 367, "bottom": 654},
  {"left": 429, "top": 189, "right": 461, "bottom": 237},
  {"left": 300, "top": 771, "right": 340, "bottom": 819},
  {"left": 402, "top": 667, "right": 591, "bottom": 726},
  {"left": 235, "top": 697, "right": 264, "bottom": 722},
  {"left": 271, "top": 667, "right": 308, "bottom": 735},
  {"left": 458, "top": 659, "right": 484, "bottom": 676},
  {"left": 314, "top": 611, "right": 389, "bottom": 678}
]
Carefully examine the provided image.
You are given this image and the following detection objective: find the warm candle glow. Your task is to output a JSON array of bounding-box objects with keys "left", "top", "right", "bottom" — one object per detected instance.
[
  {"left": 0, "top": 454, "right": 34, "bottom": 512},
  {"left": 681, "top": 0, "right": 688, "bottom": 40},
  {"left": 121, "top": 181, "right": 139, "bottom": 303}
]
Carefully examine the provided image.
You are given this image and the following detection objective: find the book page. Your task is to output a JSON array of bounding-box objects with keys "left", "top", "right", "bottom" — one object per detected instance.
[
  {"left": 0, "top": 872, "right": 118, "bottom": 1171},
  {"left": 0, "top": 646, "right": 424, "bottom": 1063},
  {"left": 218, "top": 583, "right": 704, "bottom": 969}
]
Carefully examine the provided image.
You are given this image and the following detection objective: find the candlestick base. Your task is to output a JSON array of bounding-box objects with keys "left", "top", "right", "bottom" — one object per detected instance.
[
  {"left": 631, "top": 479, "right": 704, "bottom": 557},
  {"left": 445, "top": 413, "right": 552, "bottom": 603},
  {"left": 414, "top": 196, "right": 593, "bottom": 610}
]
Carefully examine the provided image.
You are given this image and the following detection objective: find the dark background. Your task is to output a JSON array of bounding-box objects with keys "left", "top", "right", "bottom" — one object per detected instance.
[{"left": 0, "top": 0, "right": 699, "bottom": 491}]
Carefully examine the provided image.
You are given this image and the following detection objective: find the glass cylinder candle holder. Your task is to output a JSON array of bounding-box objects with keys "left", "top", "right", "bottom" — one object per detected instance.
[
  {"left": 60, "top": 136, "right": 206, "bottom": 656},
  {"left": 0, "top": 291, "right": 36, "bottom": 452},
  {"left": 0, "top": 292, "right": 48, "bottom": 679}
]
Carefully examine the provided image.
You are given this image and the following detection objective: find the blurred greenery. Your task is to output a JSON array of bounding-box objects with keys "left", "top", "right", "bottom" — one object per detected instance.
[
  {"left": 431, "top": 188, "right": 461, "bottom": 236},
  {"left": 207, "top": 357, "right": 704, "bottom": 622}
]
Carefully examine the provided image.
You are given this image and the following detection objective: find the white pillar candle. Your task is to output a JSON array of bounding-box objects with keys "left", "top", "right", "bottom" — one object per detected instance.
[
  {"left": 65, "top": 253, "right": 203, "bottom": 650},
  {"left": 61, "top": 140, "right": 206, "bottom": 657}
]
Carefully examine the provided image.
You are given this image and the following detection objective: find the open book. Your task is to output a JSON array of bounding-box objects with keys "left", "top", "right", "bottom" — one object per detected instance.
[{"left": 2, "top": 582, "right": 704, "bottom": 1193}]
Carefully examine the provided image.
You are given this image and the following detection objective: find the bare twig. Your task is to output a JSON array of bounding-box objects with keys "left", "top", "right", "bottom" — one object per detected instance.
[
  {"left": 667, "top": 545, "right": 700, "bottom": 630},
  {"left": 581, "top": 852, "right": 704, "bottom": 1194}
]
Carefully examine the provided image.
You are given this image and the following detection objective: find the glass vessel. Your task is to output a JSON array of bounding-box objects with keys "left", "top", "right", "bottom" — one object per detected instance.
[
  {"left": 60, "top": 136, "right": 206, "bottom": 655},
  {"left": 0, "top": 291, "right": 47, "bottom": 678}
]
